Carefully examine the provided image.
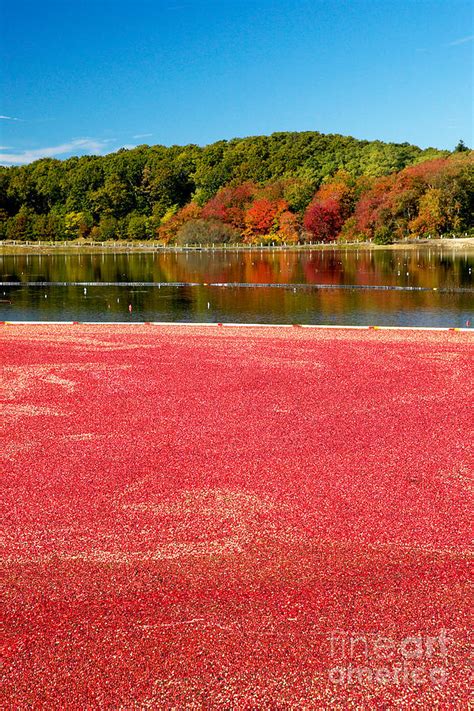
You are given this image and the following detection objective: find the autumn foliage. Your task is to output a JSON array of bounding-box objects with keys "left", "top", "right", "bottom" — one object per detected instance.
[
  {"left": 201, "top": 182, "right": 256, "bottom": 229},
  {"left": 152, "top": 153, "right": 474, "bottom": 245},
  {"left": 353, "top": 154, "right": 474, "bottom": 242},
  {"left": 244, "top": 198, "right": 289, "bottom": 237},
  {"left": 303, "top": 198, "right": 344, "bottom": 242},
  {"left": 158, "top": 202, "right": 202, "bottom": 244},
  {"left": 4, "top": 130, "right": 473, "bottom": 242}
]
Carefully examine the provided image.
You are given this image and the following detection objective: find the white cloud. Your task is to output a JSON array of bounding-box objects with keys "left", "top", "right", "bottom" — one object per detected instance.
[
  {"left": 132, "top": 133, "right": 153, "bottom": 139},
  {"left": 0, "top": 114, "right": 23, "bottom": 121},
  {"left": 0, "top": 138, "right": 109, "bottom": 165},
  {"left": 448, "top": 35, "right": 474, "bottom": 46}
]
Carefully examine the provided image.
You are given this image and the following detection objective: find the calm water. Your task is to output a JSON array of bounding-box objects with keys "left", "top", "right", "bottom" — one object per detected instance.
[{"left": 0, "top": 247, "right": 472, "bottom": 326}]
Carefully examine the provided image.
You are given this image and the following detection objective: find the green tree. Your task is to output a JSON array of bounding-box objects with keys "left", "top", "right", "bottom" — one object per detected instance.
[
  {"left": 373, "top": 225, "right": 394, "bottom": 244},
  {"left": 90, "top": 176, "right": 134, "bottom": 218},
  {"left": 454, "top": 140, "right": 469, "bottom": 153},
  {"left": 6, "top": 206, "right": 37, "bottom": 241},
  {"left": 127, "top": 213, "right": 149, "bottom": 240},
  {"left": 64, "top": 211, "right": 93, "bottom": 239}
]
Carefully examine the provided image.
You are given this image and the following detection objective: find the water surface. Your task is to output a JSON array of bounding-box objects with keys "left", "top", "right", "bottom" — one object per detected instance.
[{"left": 1, "top": 247, "right": 472, "bottom": 326}]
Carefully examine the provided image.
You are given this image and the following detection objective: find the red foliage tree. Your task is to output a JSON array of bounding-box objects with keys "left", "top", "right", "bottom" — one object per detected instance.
[
  {"left": 316, "top": 170, "right": 355, "bottom": 220},
  {"left": 303, "top": 197, "right": 344, "bottom": 242},
  {"left": 353, "top": 175, "right": 395, "bottom": 238},
  {"left": 353, "top": 155, "right": 473, "bottom": 240},
  {"left": 302, "top": 170, "right": 358, "bottom": 242},
  {"left": 201, "top": 182, "right": 256, "bottom": 229}
]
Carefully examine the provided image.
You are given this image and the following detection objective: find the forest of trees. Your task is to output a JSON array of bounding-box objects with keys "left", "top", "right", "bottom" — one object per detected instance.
[{"left": 0, "top": 131, "right": 472, "bottom": 244}]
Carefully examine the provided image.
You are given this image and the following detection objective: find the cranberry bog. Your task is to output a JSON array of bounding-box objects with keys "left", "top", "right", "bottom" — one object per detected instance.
[{"left": 1, "top": 324, "right": 472, "bottom": 707}]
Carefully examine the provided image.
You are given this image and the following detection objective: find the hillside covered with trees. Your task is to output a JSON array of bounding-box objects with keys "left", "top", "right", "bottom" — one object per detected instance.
[{"left": 0, "top": 131, "right": 472, "bottom": 244}]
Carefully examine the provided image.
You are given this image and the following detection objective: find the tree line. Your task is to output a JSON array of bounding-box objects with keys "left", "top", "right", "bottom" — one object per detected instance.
[{"left": 0, "top": 131, "right": 472, "bottom": 244}]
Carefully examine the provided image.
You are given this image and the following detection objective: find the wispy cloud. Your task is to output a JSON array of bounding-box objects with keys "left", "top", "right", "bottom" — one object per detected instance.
[
  {"left": 0, "top": 138, "right": 109, "bottom": 165},
  {"left": 133, "top": 133, "right": 153, "bottom": 139},
  {"left": 448, "top": 35, "right": 474, "bottom": 46},
  {"left": 0, "top": 114, "right": 23, "bottom": 121}
]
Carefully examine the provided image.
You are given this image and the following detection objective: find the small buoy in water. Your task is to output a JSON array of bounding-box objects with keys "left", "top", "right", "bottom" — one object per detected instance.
[
  {"left": 207, "top": 302, "right": 210, "bottom": 309},
  {"left": 128, "top": 304, "right": 132, "bottom": 313},
  {"left": 44, "top": 294, "right": 47, "bottom": 298}
]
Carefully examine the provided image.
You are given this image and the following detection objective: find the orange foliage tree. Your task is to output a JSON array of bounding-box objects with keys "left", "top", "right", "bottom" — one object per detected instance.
[
  {"left": 158, "top": 203, "right": 202, "bottom": 244},
  {"left": 244, "top": 198, "right": 289, "bottom": 239}
]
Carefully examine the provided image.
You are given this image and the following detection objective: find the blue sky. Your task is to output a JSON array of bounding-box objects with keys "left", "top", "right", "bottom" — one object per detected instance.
[{"left": 0, "top": 0, "right": 472, "bottom": 164}]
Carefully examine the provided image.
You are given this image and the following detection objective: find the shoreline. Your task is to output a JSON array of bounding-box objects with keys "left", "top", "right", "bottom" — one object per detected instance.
[
  {"left": 2, "top": 321, "right": 472, "bottom": 331},
  {"left": 1, "top": 237, "right": 473, "bottom": 255}
]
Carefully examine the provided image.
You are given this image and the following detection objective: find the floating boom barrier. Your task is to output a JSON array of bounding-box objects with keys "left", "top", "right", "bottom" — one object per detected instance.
[{"left": 0, "top": 281, "right": 473, "bottom": 293}]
